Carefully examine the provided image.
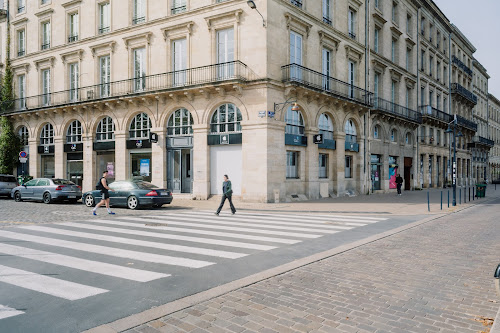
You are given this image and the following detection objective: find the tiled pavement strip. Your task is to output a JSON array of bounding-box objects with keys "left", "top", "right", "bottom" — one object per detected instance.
[{"left": 83, "top": 192, "right": 500, "bottom": 333}]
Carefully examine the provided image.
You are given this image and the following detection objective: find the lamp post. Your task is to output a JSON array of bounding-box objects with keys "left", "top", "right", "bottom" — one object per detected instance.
[
  {"left": 247, "top": 1, "right": 266, "bottom": 27},
  {"left": 446, "top": 115, "right": 463, "bottom": 206}
]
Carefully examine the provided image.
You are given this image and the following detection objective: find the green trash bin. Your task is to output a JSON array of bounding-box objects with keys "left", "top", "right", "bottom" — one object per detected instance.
[{"left": 476, "top": 184, "right": 486, "bottom": 198}]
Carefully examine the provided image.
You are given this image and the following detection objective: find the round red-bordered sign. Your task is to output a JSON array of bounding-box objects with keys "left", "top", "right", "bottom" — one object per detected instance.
[{"left": 19, "top": 151, "right": 28, "bottom": 158}]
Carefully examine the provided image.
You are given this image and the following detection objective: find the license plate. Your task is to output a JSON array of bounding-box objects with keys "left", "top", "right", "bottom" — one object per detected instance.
[
  {"left": 160, "top": 192, "right": 169, "bottom": 196},
  {"left": 68, "top": 196, "right": 76, "bottom": 198}
]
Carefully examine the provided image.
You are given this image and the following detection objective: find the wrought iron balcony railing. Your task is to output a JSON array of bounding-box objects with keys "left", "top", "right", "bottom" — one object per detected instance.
[
  {"left": 290, "top": 0, "right": 302, "bottom": 8},
  {"left": 323, "top": 16, "right": 332, "bottom": 25},
  {"left": 68, "top": 35, "right": 79, "bottom": 43},
  {"left": 1, "top": 61, "right": 257, "bottom": 114},
  {"left": 282, "top": 64, "right": 373, "bottom": 107},
  {"left": 451, "top": 82, "right": 477, "bottom": 105},
  {"left": 373, "top": 98, "right": 422, "bottom": 123},
  {"left": 171, "top": 5, "right": 186, "bottom": 14},
  {"left": 41, "top": 43, "right": 50, "bottom": 50},
  {"left": 452, "top": 55, "right": 473, "bottom": 76},
  {"left": 132, "top": 16, "right": 145, "bottom": 25},
  {"left": 419, "top": 105, "right": 453, "bottom": 123},
  {"left": 99, "top": 26, "right": 110, "bottom": 34},
  {"left": 473, "top": 136, "right": 495, "bottom": 147},
  {"left": 456, "top": 114, "right": 478, "bottom": 132},
  {"left": 349, "top": 32, "right": 356, "bottom": 40},
  {"left": 17, "top": 50, "right": 25, "bottom": 57}
]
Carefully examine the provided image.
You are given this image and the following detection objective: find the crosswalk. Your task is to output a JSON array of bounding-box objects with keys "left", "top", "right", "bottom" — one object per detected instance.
[{"left": 0, "top": 210, "right": 388, "bottom": 321}]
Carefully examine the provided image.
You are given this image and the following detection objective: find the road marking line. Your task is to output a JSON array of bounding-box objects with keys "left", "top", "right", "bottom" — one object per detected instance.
[
  {"left": 63, "top": 222, "right": 277, "bottom": 251},
  {"left": 124, "top": 217, "right": 325, "bottom": 238},
  {"left": 0, "top": 243, "right": 169, "bottom": 282},
  {"left": 0, "top": 264, "right": 108, "bottom": 301},
  {"left": 0, "top": 305, "right": 24, "bottom": 320},
  {"left": 0, "top": 231, "right": 214, "bottom": 269},
  {"left": 20, "top": 226, "right": 247, "bottom": 259},
  {"left": 203, "top": 211, "right": 387, "bottom": 222},
  {"left": 90, "top": 219, "right": 299, "bottom": 244}
]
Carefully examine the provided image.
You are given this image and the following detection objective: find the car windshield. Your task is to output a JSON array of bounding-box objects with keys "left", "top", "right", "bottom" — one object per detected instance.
[
  {"left": 134, "top": 181, "right": 158, "bottom": 190},
  {"left": 52, "top": 179, "right": 75, "bottom": 185}
]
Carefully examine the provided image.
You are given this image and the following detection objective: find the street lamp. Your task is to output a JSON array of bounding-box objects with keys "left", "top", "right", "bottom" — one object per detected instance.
[
  {"left": 247, "top": 0, "right": 266, "bottom": 27},
  {"left": 445, "top": 115, "right": 463, "bottom": 206}
]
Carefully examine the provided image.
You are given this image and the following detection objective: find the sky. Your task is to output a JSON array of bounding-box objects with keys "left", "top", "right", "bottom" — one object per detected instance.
[{"left": 433, "top": 0, "right": 500, "bottom": 98}]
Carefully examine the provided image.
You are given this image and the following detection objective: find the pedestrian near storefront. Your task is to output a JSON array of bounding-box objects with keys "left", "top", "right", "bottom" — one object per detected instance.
[
  {"left": 92, "top": 170, "right": 115, "bottom": 215},
  {"left": 215, "top": 175, "right": 236, "bottom": 216},
  {"left": 396, "top": 174, "right": 403, "bottom": 196}
]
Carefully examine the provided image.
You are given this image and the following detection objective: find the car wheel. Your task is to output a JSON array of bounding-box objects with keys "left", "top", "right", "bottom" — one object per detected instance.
[
  {"left": 14, "top": 191, "right": 22, "bottom": 202},
  {"left": 84, "top": 194, "right": 95, "bottom": 207},
  {"left": 127, "top": 195, "right": 139, "bottom": 210},
  {"left": 43, "top": 192, "right": 52, "bottom": 204}
]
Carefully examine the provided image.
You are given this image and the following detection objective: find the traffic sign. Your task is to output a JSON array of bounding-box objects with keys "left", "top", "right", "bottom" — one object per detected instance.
[
  {"left": 19, "top": 157, "right": 27, "bottom": 163},
  {"left": 313, "top": 134, "right": 323, "bottom": 144},
  {"left": 19, "top": 151, "right": 28, "bottom": 158}
]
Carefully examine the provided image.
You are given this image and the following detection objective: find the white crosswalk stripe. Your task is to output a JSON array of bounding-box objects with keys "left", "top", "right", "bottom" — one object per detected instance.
[
  {"left": 0, "top": 264, "right": 108, "bottom": 300},
  {"left": 0, "top": 305, "right": 24, "bottom": 320}
]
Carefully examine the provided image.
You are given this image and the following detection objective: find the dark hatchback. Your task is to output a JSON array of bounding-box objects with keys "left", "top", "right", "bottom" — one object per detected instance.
[{"left": 83, "top": 180, "right": 173, "bottom": 209}]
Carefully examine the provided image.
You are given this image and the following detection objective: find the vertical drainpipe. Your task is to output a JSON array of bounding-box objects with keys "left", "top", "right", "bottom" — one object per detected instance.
[
  {"left": 364, "top": 0, "right": 370, "bottom": 194},
  {"left": 416, "top": 6, "right": 420, "bottom": 189},
  {"left": 448, "top": 31, "right": 453, "bottom": 181}
]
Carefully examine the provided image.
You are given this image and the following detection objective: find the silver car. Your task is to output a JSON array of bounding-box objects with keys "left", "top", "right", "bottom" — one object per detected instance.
[
  {"left": 12, "top": 178, "right": 82, "bottom": 204},
  {"left": 0, "top": 175, "right": 18, "bottom": 197}
]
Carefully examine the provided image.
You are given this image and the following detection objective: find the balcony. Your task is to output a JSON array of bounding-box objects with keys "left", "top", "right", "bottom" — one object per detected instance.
[
  {"left": 323, "top": 16, "right": 332, "bottom": 25},
  {"left": 451, "top": 82, "right": 477, "bottom": 105},
  {"left": 41, "top": 43, "right": 50, "bottom": 50},
  {"left": 290, "top": 0, "right": 302, "bottom": 8},
  {"left": 1, "top": 61, "right": 258, "bottom": 115},
  {"left": 132, "top": 16, "right": 145, "bottom": 25},
  {"left": 99, "top": 26, "right": 110, "bottom": 34},
  {"left": 454, "top": 114, "right": 477, "bottom": 132},
  {"left": 282, "top": 64, "right": 373, "bottom": 107},
  {"left": 68, "top": 35, "right": 79, "bottom": 43},
  {"left": 452, "top": 55, "right": 473, "bottom": 76},
  {"left": 17, "top": 50, "right": 25, "bottom": 57},
  {"left": 171, "top": 5, "right": 186, "bottom": 14},
  {"left": 0, "top": 2, "right": 6, "bottom": 18},
  {"left": 468, "top": 136, "right": 495, "bottom": 149},
  {"left": 373, "top": 98, "right": 422, "bottom": 124},
  {"left": 349, "top": 32, "right": 356, "bottom": 40},
  {"left": 419, "top": 105, "right": 453, "bottom": 124}
]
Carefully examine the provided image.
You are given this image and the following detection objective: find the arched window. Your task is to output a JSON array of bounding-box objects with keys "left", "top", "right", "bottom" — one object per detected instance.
[
  {"left": 168, "top": 109, "right": 193, "bottom": 136},
  {"left": 66, "top": 120, "right": 83, "bottom": 143},
  {"left": 373, "top": 125, "right": 380, "bottom": 139},
  {"left": 96, "top": 117, "right": 115, "bottom": 142},
  {"left": 210, "top": 104, "right": 242, "bottom": 133},
  {"left": 18, "top": 126, "right": 29, "bottom": 146},
  {"left": 129, "top": 113, "right": 152, "bottom": 139},
  {"left": 318, "top": 113, "right": 333, "bottom": 140},
  {"left": 40, "top": 123, "right": 54, "bottom": 145},
  {"left": 345, "top": 119, "right": 357, "bottom": 143},
  {"left": 285, "top": 106, "right": 305, "bottom": 135},
  {"left": 391, "top": 129, "right": 397, "bottom": 142}
]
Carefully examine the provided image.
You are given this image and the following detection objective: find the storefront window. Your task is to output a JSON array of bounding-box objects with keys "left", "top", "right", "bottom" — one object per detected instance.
[
  {"left": 318, "top": 113, "right": 333, "bottom": 140},
  {"left": 168, "top": 108, "right": 193, "bottom": 136},
  {"left": 66, "top": 120, "right": 82, "bottom": 143},
  {"left": 210, "top": 104, "right": 242, "bottom": 133},
  {"left": 371, "top": 154, "right": 381, "bottom": 190},
  {"left": 96, "top": 117, "right": 115, "bottom": 141},
  {"left": 319, "top": 153, "right": 328, "bottom": 178},
  {"left": 345, "top": 156, "right": 353, "bottom": 178},
  {"left": 129, "top": 113, "right": 151, "bottom": 139},
  {"left": 286, "top": 151, "right": 299, "bottom": 178},
  {"left": 40, "top": 123, "right": 54, "bottom": 145},
  {"left": 345, "top": 119, "right": 357, "bottom": 143},
  {"left": 41, "top": 155, "right": 55, "bottom": 178},
  {"left": 285, "top": 106, "right": 305, "bottom": 135},
  {"left": 389, "top": 156, "right": 398, "bottom": 189},
  {"left": 18, "top": 126, "right": 29, "bottom": 146},
  {"left": 131, "top": 152, "right": 152, "bottom": 182}
]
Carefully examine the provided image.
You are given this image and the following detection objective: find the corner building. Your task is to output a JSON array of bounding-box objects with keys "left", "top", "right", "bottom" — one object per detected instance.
[{"left": 2, "top": 0, "right": 490, "bottom": 202}]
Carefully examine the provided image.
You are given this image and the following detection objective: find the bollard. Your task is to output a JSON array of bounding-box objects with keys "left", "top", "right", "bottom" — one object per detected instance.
[
  {"left": 473, "top": 187, "right": 475, "bottom": 200},
  {"left": 459, "top": 188, "right": 462, "bottom": 205},
  {"left": 441, "top": 191, "right": 443, "bottom": 210},
  {"left": 464, "top": 187, "right": 466, "bottom": 203},
  {"left": 448, "top": 190, "right": 450, "bottom": 208},
  {"left": 427, "top": 191, "right": 430, "bottom": 212},
  {"left": 469, "top": 187, "right": 471, "bottom": 201}
]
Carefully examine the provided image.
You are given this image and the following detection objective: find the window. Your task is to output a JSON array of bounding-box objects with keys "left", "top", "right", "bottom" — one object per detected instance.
[
  {"left": 345, "top": 156, "right": 353, "bottom": 178},
  {"left": 345, "top": 119, "right": 357, "bottom": 143},
  {"left": 290, "top": 31, "right": 302, "bottom": 79},
  {"left": 318, "top": 113, "right": 334, "bottom": 140},
  {"left": 285, "top": 106, "right": 305, "bottom": 135},
  {"left": 172, "top": 39, "right": 187, "bottom": 85},
  {"left": 348, "top": 61, "right": 355, "bottom": 98},
  {"left": 374, "top": 28, "right": 380, "bottom": 53},
  {"left": 18, "top": 0, "right": 25, "bottom": 13},
  {"left": 436, "top": 31, "right": 440, "bottom": 49},
  {"left": 406, "top": 48, "right": 411, "bottom": 71},
  {"left": 420, "top": 126, "right": 425, "bottom": 143},
  {"left": 99, "top": 55, "right": 110, "bottom": 97},
  {"left": 99, "top": 2, "right": 110, "bottom": 34},
  {"left": 41, "top": 22, "right": 50, "bottom": 50},
  {"left": 41, "top": 0, "right": 50, "bottom": 5},
  {"left": 133, "top": 48, "right": 146, "bottom": 91},
  {"left": 436, "top": 94, "right": 440, "bottom": 110},
  {"left": 319, "top": 154, "right": 328, "bottom": 179},
  {"left": 323, "top": 0, "right": 331, "bottom": 25},
  {"left": 420, "top": 50, "right": 425, "bottom": 71},
  {"left": 172, "top": 0, "right": 186, "bottom": 14},
  {"left": 429, "top": 90, "right": 433, "bottom": 107},
  {"left": 322, "top": 48, "right": 331, "bottom": 89},
  {"left": 68, "top": 13, "right": 79, "bottom": 43},
  {"left": 286, "top": 151, "right": 299, "bottom": 179},
  {"left": 168, "top": 109, "right": 193, "bottom": 136},
  {"left": 133, "top": 0, "right": 145, "bottom": 24},
  {"left": 375, "top": 0, "right": 379, "bottom": 9},
  {"left": 420, "top": 16, "right": 425, "bottom": 35},
  {"left": 129, "top": 113, "right": 151, "bottom": 139},
  {"left": 96, "top": 116, "right": 115, "bottom": 142},
  {"left": 420, "top": 86, "right": 425, "bottom": 106},
  {"left": 66, "top": 120, "right": 82, "bottom": 143},
  {"left": 391, "top": 129, "right": 397, "bottom": 142},
  {"left": 18, "top": 75, "right": 26, "bottom": 109},
  {"left": 348, "top": 9, "right": 356, "bottom": 39},
  {"left": 16, "top": 127, "right": 29, "bottom": 148},
  {"left": 436, "top": 61, "right": 440, "bottom": 81},
  {"left": 42, "top": 69, "right": 51, "bottom": 106},
  {"left": 406, "top": 14, "right": 412, "bottom": 34},
  {"left": 290, "top": 0, "right": 302, "bottom": 9},
  {"left": 374, "top": 125, "right": 380, "bottom": 139},
  {"left": 443, "top": 96, "right": 447, "bottom": 112},
  {"left": 69, "top": 63, "right": 79, "bottom": 102},
  {"left": 405, "top": 132, "right": 411, "bottom": 144},
  {"left": 443, "top": 66, "right": 447, "bottom": 84},
  {"left": 217, "top": 28, "right": 235, "bottom": 78},
  {"left": 17, "top": 29, "right": 25, "bottom": 57},
  {"left": 374, "top": 73, "right": 380, "bottom": 101},
  {"left": 210, "top": 104, "right": 242, "bottom": 134},
  {"left": 392, "top": 2, "right": 398, "bottom": 24},
  {"left": 429, "top": 55, "right": 433, "bottom": 76},
  {"left": 391, "top": 38, "right": 398, "bottom": 63},
  {"left": 436, "top": 130, "right": 441, "bottom": 145},
  {"left": 40, "top": 123, "right": 54, "bottom": 145},
  {"left": 391, "top": 81, "right": 397, "bottom": 104}
]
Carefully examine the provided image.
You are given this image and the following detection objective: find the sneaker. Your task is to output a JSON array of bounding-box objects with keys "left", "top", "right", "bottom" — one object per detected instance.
[
  {"left": 92, "top": 211, "right": 97, "bottom": 216},
  {"left": 214, "top": 212, "right": 219, "bottom": 216},
  {"left": 232, "top": 212, "right": 236, "bottom": 215},
  {"left": 108, "top": 212, "right": 115, "bottom": 215}
]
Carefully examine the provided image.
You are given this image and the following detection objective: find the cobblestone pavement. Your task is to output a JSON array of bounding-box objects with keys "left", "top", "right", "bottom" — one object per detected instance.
[{"left": 125, "top": 199, "right": 500, "bottom": 333}]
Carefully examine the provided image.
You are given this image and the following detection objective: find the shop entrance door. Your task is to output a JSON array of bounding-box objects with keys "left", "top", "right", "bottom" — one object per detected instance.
[
  {"left": 67, "top": 160, "right": 83, "bottom": 187},
  {"left": 404, "top": 157, "right": 412, "bottom": 190},
  {"left": 167, "top": 148, "right": 192, "bottom": 193}
]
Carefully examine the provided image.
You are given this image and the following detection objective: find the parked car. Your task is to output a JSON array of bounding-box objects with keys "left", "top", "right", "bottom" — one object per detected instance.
[
  {"left": 0, "top": 175, "right": 18, "bottom": 198},
  {"left": 83, "top": 180, "right": 173, "bottom": 210},
  {"left": 12, "top": 178, "right": 82, "bottom": 204}
]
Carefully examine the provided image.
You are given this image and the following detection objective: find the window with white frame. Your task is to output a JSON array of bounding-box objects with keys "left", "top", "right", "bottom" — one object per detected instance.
[
  {"left": 210, "top": 104, "right": 242, "bottom": 134},
  {"left": 172, "top": 0, "right": 186, "bottom": 14},
  {"left": 17, "top": 29, "right": 25, "bottom": 57},
  {"left": 443, "top": 96, "right": 447, "bottom": 112},
  {"left": 41, "top": 21, "right": 50, "bottom": 50},
  {"left": 286, "top": 151, "right": 299, "bottom": 179},
  {"left": 391, "top": 81, "right": 397, "bottom": 104},
  {"left": 42, "top": 69, "right": 51, "bottom": 106},
  {"left": 99, "top": 55, "right": 110, "bottom": 97},
  {"left": 392, "top": 1, "right": 398, "bottom": 24},
  {"left": 168, "top": 108, "right": 193, "bottom": 136},
  {"left": 436, "top": 94, "right": 440, "bottom": 110},
  {"left": 133, "top": 0, "right": 145, "bottom": 24},
  {"left": 406, "top": 14, "right": 412, "bottom": 34},
  {"left": 18, "top": 126, "right": 29, "bottom": 146},
  {"left": 322, "top": 0, "right": 331, "bottom": 25},
  {"left": 66, "top": 120, "right": 82, "bottom": 143},
  {"left": 375, "top": 0, "right": 380, "bottom": 9},
  {"left": 421, "top": 50, "right": 425, "bottom": 71},
  {"left": 348, "top": 61, "right": 355, "bottom": 98},
  {"left": 374, "top": 73, "right": 380, "bottom": 101},
  {"left": 429, "top": 55, "right": 433, "bottom": 76},
  {"left": 217, "top": 28, "right": 234, "bottom": 78},
  {"left": 172, "top": 38, "right": 187, "bottom": 85},
  {"left": 290, "top": 31, "right": 302, "bottom": 79},
  {"left": 318, "top": 113, "right": 334, "bottom": 140},
  {"left": 374, "top": 27, "right": 380, "bottom": 53},
  {"left": 345, "top": 119, "right": 357, "bottom": 143},
  {"left": 392, "top": 38, "right": 398, "bottom": 63},
  {"left": 348, "top": 9, "right": 356, "bottom": 39},
  {"left": 420, "top": 86, "right": 425, "bottom": 106},
  {"left": 436, "top": 61, "right": 440, "bottom": 80},
  {"left": 96, "top": 116, "right": 115, "bottom": 141},
  {"left": 319, "top": 154, "right": 328, "bottom": 179},
  {"left": 129, "top": 113, "right": 151, "bottom": 139},
  {"left": 68, "top": 12, "right": 79, "bottom": 43},
  {"left": 322, "top": 48, "right": 331, "bottom": 89},
  {"left": 99, "top": 2, "right": 110, "bottom": 34},
  {"left": 406, "top": 87, "right": 410, "bottom": 108},
  {"left": 285, "top": 106, "right": 305, "bottom": 135},
  {"left": 40, "top": 123, "right": 54, "bottom": 145},
  {"left": 17, "top": 0, "right": 25, "bottom": 13},
  {"left": 18, "top": 75, "right": 26, "bottom": 109},
  {"left": 133, "top": 48, "right": 146, "bottom": 91},
  {"left": 345, "top": 156, "right": 353, "bottom": 178},
  {"left": 69, "top": 63, "right": 79, "bottom": 101}
]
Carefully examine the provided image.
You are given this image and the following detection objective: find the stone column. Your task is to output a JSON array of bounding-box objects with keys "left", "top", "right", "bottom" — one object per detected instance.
[
  {"left": 382, "top": 140, "right": 390, "bottom": 192},
  {"left": 413, "top": 143, "right": 419, "bottom": 189},
  {"left": 192, "top": 124, "right": 210, "bottom": 200},
  {"left": 333, "top": 132, "right": 345, "bottom": 196},
  {"left": 28, "top": 138, "right": 39, "bottom": 178},
  {"left": 54, "top": 136, "right": 65, "bottom": 179},
  {"left": 305, "top": 128, "right": 319, "bottom": 200},
  {"left": 114, "top": 131, "right": 127, "bottom": 181},
  {"left": 430, "top": 154, "right": 436, "bottom": 188},
  {"left": 82, "top": 134, "right": 95, "bottom": 193},
  {"left": 423, "top": 153, "right": 429, "bottom": 188},
  {"left": 358, "top": 137, "right": 366, "bottom": 195},
  {"left": 151, "top": 127, "right": 166, "bottom": 188}
]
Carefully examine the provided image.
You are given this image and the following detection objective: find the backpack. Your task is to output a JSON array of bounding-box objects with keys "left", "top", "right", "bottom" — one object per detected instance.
[{"left": 96, "top": 178, "right": 104, "bottom": 190}]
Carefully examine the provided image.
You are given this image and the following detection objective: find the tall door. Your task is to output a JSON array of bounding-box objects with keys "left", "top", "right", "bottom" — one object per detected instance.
[
  {"left": 181, "top": 149, "right": 192, "bottom": 193},
  {"left": 172, "top": 39, "right": 186, "bottom": 85},
  {"left": 168, "top": 149, "right": 182, "bottom": 193},
  {"left": 322, "top": 48, "right": 331, "bottom": 90},
  {"left": 404, "top": 157, "right": 412, "bottom": 191},
  {"left": 216, "top": 28, "right": 234, "bottom": 78},
  {"left": 290, "top": 31, "right": 302, "bottom": 79}
]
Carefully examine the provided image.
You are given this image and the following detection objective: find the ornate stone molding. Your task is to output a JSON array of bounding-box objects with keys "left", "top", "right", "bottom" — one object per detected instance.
[
  {"left": 123, "top": 32, "right": 153, "bottom": 50},
  {"left": 90, "top": 41, "right": 116, "bottom": 57},
  {"left": 318, "top": 30, "right": 340, "bottom": 51},
  {"left": 161, "top": 21, "right": 194, "bottom": 41},
  {"left": 60, "top": 49, "right": 84, "bottom": 64},
  {"left": 205, "top": 9, "right": 242, "bottom": 31},
  {"left": 284, "top": 12, "right": 312, "bottom": 37},
  {"left": 34, "top": 56, "right": 56, "bottom": 71}
]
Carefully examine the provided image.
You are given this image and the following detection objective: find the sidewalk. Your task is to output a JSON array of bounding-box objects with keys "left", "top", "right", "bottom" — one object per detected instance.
[{"left": 172, "top": 186, "right": 500, "bottom": 216}]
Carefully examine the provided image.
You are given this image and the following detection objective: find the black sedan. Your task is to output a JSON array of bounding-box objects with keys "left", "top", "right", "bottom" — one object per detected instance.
[{"left": 83, "top": 180, "right": 173, "bottom": 209}]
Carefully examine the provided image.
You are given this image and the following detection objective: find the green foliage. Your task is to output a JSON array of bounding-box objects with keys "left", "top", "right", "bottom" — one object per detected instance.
[{"left": 0, "top": 116, "right": 22, "bottom": 174}]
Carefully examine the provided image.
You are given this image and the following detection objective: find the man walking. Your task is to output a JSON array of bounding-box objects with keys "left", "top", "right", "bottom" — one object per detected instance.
[
  {"left": 92, "top": 170, "right": 115, "bottom": 215},
  {"left": 215, "top": 174, "right": 236, "bottom": 216},
  {"left": 395, "top": 173, "right": 404, "bottom": 196}
]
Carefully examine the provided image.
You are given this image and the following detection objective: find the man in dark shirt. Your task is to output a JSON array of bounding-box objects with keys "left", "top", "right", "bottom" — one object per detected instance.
[
  {"left": 395, "top": 174, "right": 404, "bottom": 196},
  {"left": 215, "top": 174, "right": 236, "bottom": 216},
  {"left": 92, "top": 170, "right": 115, "bottom": 215}
]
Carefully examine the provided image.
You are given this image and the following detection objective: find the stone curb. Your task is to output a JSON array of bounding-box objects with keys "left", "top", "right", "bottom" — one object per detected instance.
[
  {"left": 491, "top": 305, "right": 500, "bottom": 333},
  {"left": 83, "top": 196, "right": 497, "bottom": 333}
]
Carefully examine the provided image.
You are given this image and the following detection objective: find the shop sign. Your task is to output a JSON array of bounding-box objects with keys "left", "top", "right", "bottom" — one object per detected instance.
[
  {"left": 258, "top": 111, "right": 266, "bottom": 118},
  {"left": 136, "top": 140, "right": 143, "bottom": 148},
  {"left": 313, "top": 134, "right": 323, "bottom": 144},
  {"left": 107, "top": 162, "right": 114, "bottom": 177},
  {"left": 44, "top": 146, "right": 49, "bottom": 154},
  {"left": 70, "top": 144, "right": 77, "bottom": 151},
  {"left": 220, "top": 135, "right": 229, "bottom": 144},
  {"left": 140, "top": 159, "right": 150, "bottom": 176},
  {"left": 150, "top": 132, "right": 158, "bottom": 143}
]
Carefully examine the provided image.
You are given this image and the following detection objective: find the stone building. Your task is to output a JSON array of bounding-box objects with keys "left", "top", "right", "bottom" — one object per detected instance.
[
  {"left": 0, "top": 0, "right": 497, "bottom": 202},
  {"left": 489, "top": 94, "right": 500, "bottom": 182}
]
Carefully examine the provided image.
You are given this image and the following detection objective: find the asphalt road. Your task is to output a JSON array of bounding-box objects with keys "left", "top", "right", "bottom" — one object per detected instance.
[{"left": 0, "top": 204, "right": 425, "bottom": 333}]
